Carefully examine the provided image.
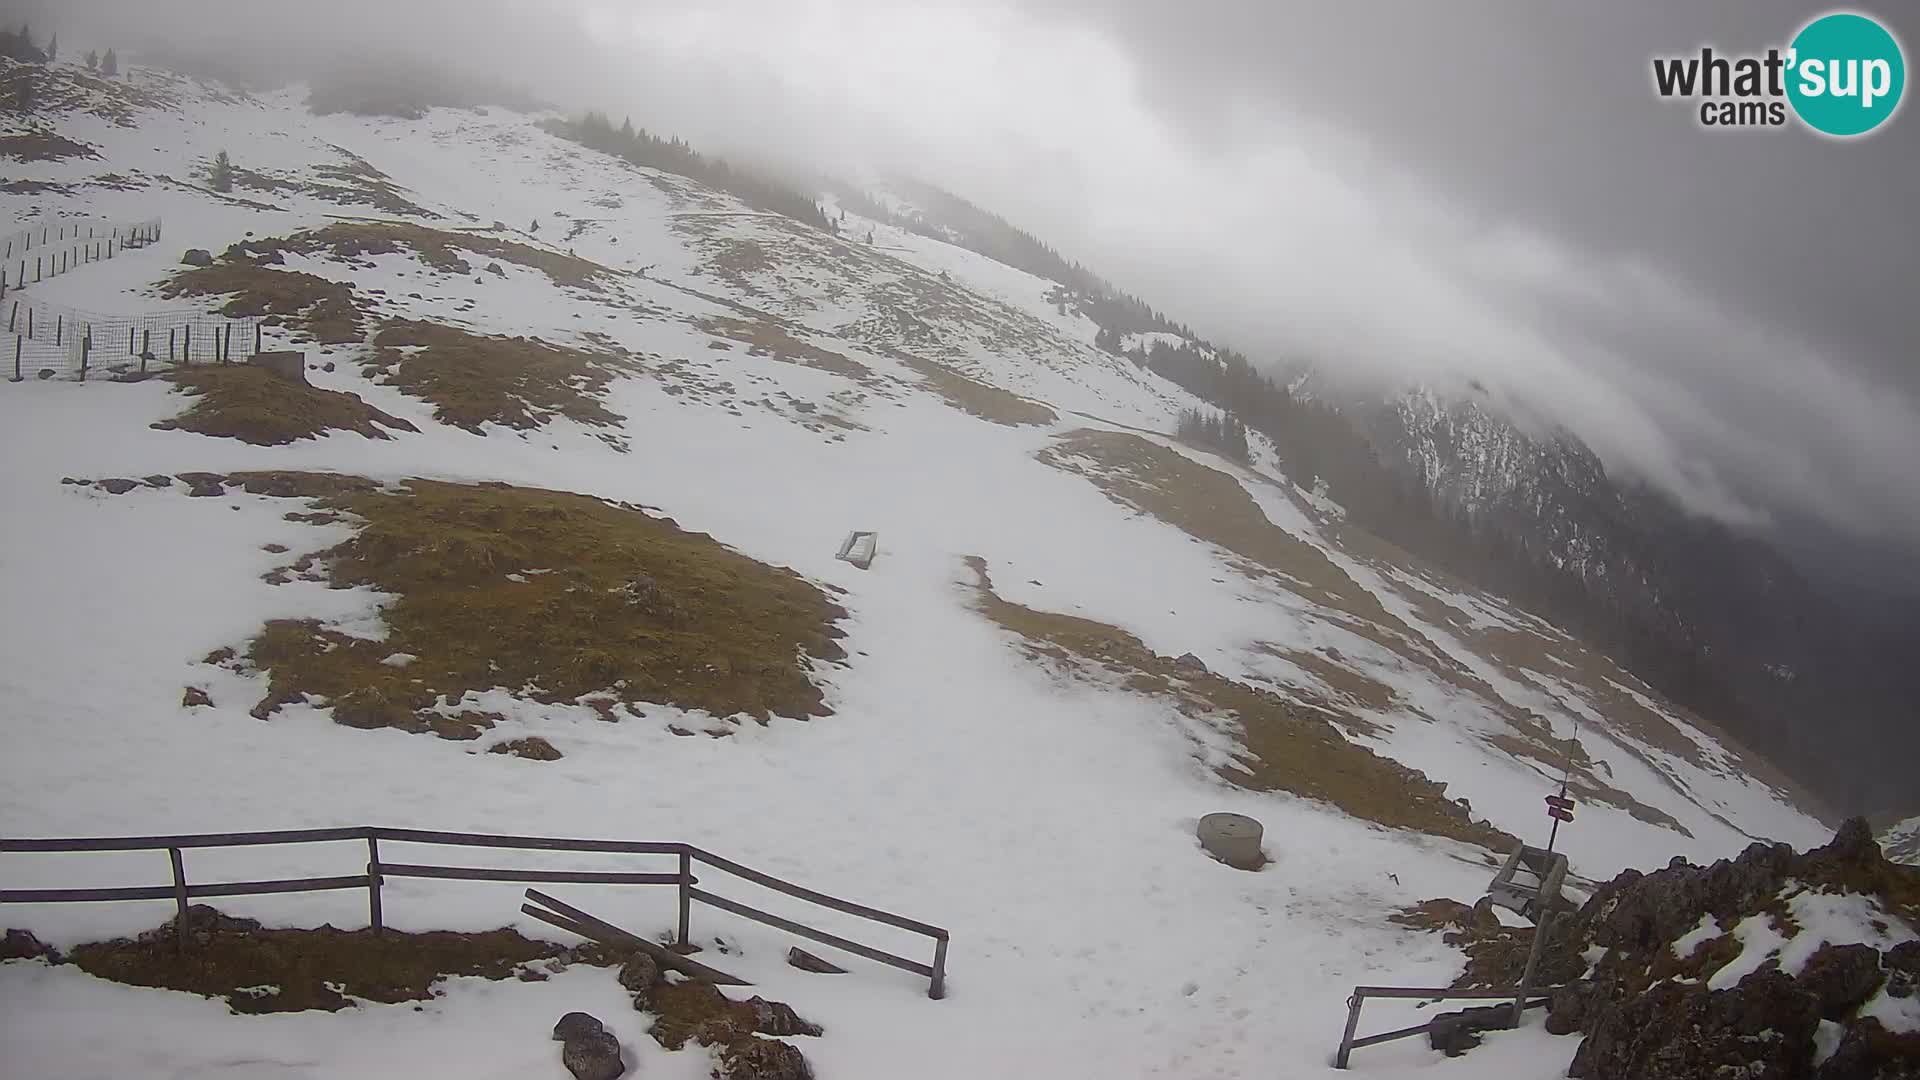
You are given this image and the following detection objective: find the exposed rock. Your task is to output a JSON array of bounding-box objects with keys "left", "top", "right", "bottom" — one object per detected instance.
[
  {"left": 175, "top": 472, "right": 228, "bottom": 498},
  {"left": 553, "top": 1011, "right": 606, "bottom": 1042},
  {"left": 182, "top": 686, "right": 213, "bottom": 708},
  {"left": 1428, "top": 1003, "right": 1511, "bottom": 1057},
  {"left": 37, "top": 369, "right": 55, "bottom": 380},
  {"left": 1, "top": 928, "right": 59, "bottom": 962},
  {"left": 786, "top": 947, "right": 846, "bottom": 975},
  {"left": 98, "top": 477, "right": 140, "bottom": 494},
  {"left": 181, "top": 248, "right": 214, "bottom": 267},
  {"left": 744, "top": 996, "right": 823, "bottom": 1037},
  {"left": 142, "top": 475, "right": 174, "bottom": 488},
  {"left": 1886, "top": 941, "right": 1920, "bottom": 999},
  {"left": 322, "top": 361, "right": 336, "bottom": 373},
  {"left": 617, "top": 952, "right": 660, "bottom": 1008},
  {"left": 487, "top": 736, "right": 562, "bottom": 761},
  {"left": 717, "top": 1035, "right": 812, "bottom": 1080},
  {"left": 486, "top": 262, "right": 505, "bottom": 277},
  {"left": 1813, "top": 1017, "right": 1920, "bottom": 1080},
  {"left": 560, "top": 1030, "right": 625, "bottom": 1080},
  {"left": 1570, "top": 967, "right": 1820, "bottom": 1079},
  {"left": 60, "top": 477, "right": 91, "bottom": 486},
  {"left": 1800, "top": 943, "right": 1884, "bottom": 1020},
  {"left": 1173, "top": 652, "right": 1208, "bottom": 674}
]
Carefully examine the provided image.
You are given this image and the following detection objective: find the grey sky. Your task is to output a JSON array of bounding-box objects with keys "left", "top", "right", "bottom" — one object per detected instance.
[{"left": 18, "top": 0, "right": 1920, "bottom": 562}]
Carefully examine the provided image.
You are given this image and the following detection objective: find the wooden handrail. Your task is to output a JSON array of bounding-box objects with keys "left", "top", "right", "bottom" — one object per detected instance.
[{"left": 0, "top": 826, "right": 950, "bottom": 999}]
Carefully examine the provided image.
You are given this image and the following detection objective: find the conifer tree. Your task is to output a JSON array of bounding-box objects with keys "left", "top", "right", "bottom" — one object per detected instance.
[
  {"left": 102, "top": 48, "right": 118, "bottom": 76},
  {"left": 211, "top": 149, "right": 233, "bottom": 192},
  {"left": 85, "top": 49, "right": 97, "bottom": 71}
]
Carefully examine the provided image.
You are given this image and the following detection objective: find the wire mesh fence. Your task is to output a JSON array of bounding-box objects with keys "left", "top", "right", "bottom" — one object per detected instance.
[
  {"left": 6, "top": 295, "right": 263, "bottom": 381},
  {"left": 0, "top": 219, "right": 163, "bottom": 298}
]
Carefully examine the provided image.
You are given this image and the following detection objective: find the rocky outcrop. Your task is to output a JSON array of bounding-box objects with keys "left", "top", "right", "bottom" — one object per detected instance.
[{"left": 1400, "top": 819, "right": 1920, "bottom": 1073}]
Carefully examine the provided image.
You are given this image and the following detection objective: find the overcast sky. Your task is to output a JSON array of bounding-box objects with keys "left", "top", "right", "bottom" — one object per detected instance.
[{"left": 23, "top": 0, "right": 1920, "bottom": 566}]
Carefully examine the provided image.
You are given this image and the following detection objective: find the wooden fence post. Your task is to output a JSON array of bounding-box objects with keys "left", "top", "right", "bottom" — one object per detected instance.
[
  {"left": 1334, "top": 990, "right": 1364, "bottom": 1069},
  {"left": 55, "top": 314, "right": 61, "bottom": 345},
  {"left": 140, "top": 330, "right": 150, "bottom": 373},
  {"left": 11, "top": 335, "right": 20, "bottom": 382},
  {"left": 168, "top": 327, "right": 176, "bottom": 361},
  {"left": 366, "top": 836, "right": 384, "bottom": 933},
  {"left": 930, "top": 936, "right": 949, "bottom": 1000},
  {"left": 183, "top": 324, "right": 191, "bottom": 364},
  {"left": 6, "top": 301, "right": 14, "bottom": 332},
  {"left": 223, "top": 324, "right": 233, "bottom": 363},
  {"left": 677, "top": 849, "right": 692, "bottom": 947},
  {"left": 80, "top": 334, "right": 91, "bottom": 380},
  {"left": 128, "top": 327, "right": 136, "bottom": 355},
  {"left": 168, "top": 847, "right": 189, "bottom": 954},
  {"left": 254, "top": 323, "right": 262, "bottom": 354}
]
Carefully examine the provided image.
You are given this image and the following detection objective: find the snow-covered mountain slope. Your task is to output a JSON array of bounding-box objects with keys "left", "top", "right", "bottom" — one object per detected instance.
[
  {"left": 1885, "top": 817, "right": 1920, "bottom": 867},
  {"left": 0, "top": 59, "right": 1836, "bottom": 1078}
]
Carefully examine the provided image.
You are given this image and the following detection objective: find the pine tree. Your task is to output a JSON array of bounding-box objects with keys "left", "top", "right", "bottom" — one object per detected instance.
[
  {"left": 102, "top": 48, "right": 118, "bottom": 77},
  {"left": 85, "top": 49, "right": 97, "bottom": 71},
  {"left": 620, "top": 116, "right": 635, "bottom": 140},
  {"left": 210, "top": 149, "right": 233, "bottom": 192}
]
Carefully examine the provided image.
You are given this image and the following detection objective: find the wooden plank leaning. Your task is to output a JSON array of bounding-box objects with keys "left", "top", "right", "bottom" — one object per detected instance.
[{"left": 522, "top": 888, "right": 751, "bottom": 986}]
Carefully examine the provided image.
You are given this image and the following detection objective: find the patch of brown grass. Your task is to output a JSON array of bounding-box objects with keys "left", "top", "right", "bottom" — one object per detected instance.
[
  {"left": 223, "top": 474, "right": 847, "bottom": 738},
  {"left": 66, "top": 906, "right": 578, "bottom": 1014},
  {"left": 160, "top": 262, "right": 369, "bottom": 344},
  {"left": 0, "top": 128, "right": 100, "bottom": 161},
  {"left": 963, "top": 556, "right": 1516, "bottom": 850},
  {"left": 1038, "top": 430, "right": 1376, "bottom": 618},
  {"left": 152, "top": 365, "right": 417, "bottom": 445},
  {"left": 231, "top": 223, "right": 609, "bottom": 290},
  {"left": 366, "top": 319, "right": 640, "bottom": 437},
  {"left": 900, "top": 355, "right": 1056, "bottom": 426},
  {"left": 698, "top": 316, "right": 876, "bottom": 382}
]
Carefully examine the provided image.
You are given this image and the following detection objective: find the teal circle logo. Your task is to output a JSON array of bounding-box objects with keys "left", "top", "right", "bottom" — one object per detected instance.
[{"left": 1787, "top": 12, "right": 1905, "bottom": 136}]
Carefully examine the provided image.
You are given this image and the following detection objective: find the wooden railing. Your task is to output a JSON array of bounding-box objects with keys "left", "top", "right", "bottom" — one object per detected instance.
[
  {"left": 1333, "top": 984, "right": 1559, "bottom": 1068},
  {"left": 0, "top": 825, "right": 949, "bottom": 998}
]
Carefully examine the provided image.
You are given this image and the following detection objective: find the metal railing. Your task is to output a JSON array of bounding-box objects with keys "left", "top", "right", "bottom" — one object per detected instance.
[
  {"left": 0, "top": 825, "right": 949, "bottom": 998},
  {"left": 1333, "top": 984, "right": 1561, "bottom": 1068}
]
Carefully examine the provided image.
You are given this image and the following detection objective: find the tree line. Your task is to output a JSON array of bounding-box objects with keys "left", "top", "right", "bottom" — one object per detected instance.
[{"left": 555, "top": 111, "right": 835, "bottom": 233}]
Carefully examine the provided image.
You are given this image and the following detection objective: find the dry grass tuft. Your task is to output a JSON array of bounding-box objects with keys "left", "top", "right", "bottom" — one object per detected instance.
[
  {"left": 66, "top": 906, "right": 581, "bottom": 1013},
  {"left": 0, "top": 128, "right": 99, "bottom": 161},
  {"left": 160, "top": 262, "right": 369, "bottom": 344},
  {"left": 222, "top": 474, "right": 847, "bottom": 739},
  {"left": 963, "top": 556, "right": 1516, "bottom": 850},
  {"left": 366, "top": 319, "right": 641, "bottom": 436},
  {"left": 698, "top": 316, "right": 877, "bottom": 382},
  {"left": 230, "top": 222, "right": 610, "bottom": 290},
  {"left": 900, "top": 355, "right": 1056, "bottom": 426},
  {"left": 153, "top": 365, "right": 417, "bottom": 445}
]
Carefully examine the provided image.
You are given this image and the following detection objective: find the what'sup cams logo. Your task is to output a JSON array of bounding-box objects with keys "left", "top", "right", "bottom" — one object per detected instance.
[{"left": 1653, "top": 10, "right": 1905, "bottom": 136}]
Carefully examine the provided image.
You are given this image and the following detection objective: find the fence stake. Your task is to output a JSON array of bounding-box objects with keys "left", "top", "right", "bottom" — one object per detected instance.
[
  {"left": 25, "top": 307, "right": 31, "bottom": 339},
  {"left": 140, "top": 329, "right": 150, "bottom": 373},
  {"left": 223, "top": 324, "right": 233, "bottom": 363},
  {"left": 169, "top": 327, "right": 176, "bottom": 361},
  {"left": 168, "top": 847, "right": 189, "bottom": 954},
  {"left": 36, "top": 255, "right": 42, "bottom": 281},
  {"left": 367, "top": 837, "right": 384, "bottom": 933},
  {"left": 11, "top": 335, "right": 20, "bottom": 381},
  {"left": 7, "top": 301, "right": 13, "bottom": 332},
  {"left": 254, "top": 323, "right": 262, "bottom": 355},
  {"left": 677, "top": 849, "right": 693, "bottom": 947},
  {"left": 929, "top": 936, "right": 949, "bottom": 1000},
  {"left": 128, "top": 326, "right": 136, "bottom": 355},
  {"left": 1334, "top": 990, "right": 1364, "bottom": 1069},
  {"left": 80, "top": 335, "right": 91, "bottom": 380},
  {"left": 55, "top": 314, "right": 61, "bottom": 346},
  {"left": 183, "top": 324, "right": 191, "bottom": 364}
]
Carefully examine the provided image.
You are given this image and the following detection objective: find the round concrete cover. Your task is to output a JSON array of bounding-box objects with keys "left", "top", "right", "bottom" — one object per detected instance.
[{"left": 1197, "top": 812, "right": 1265, "bottom": 870}]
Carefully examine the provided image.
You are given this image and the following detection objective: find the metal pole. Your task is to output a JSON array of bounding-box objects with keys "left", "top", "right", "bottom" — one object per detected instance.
[
  {"left": 168, "top": 847, "right": 190, "bottom": 954},
  {"left": 366, "top": 836, "right": 384, "bottom": 933},
  {"left": 1511, "top": 912, "right": 1552, "bottom": 1029},
  {"left": 1335, "top": 990, "right": 1364, "bottom": 1068}
]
